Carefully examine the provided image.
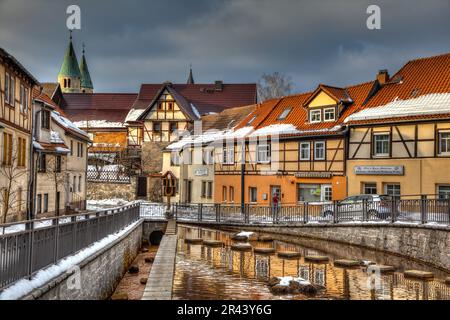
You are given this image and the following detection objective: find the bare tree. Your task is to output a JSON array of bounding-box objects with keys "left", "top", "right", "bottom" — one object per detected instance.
[
  {"left": 44, "top": 154, "right": 67, "bottom": 217},
  {"left": 0, "top": 150, "right": 28, "bottom": 223},
  {"left": 257, "top": 72, "right": 294, "bottom": 102}
]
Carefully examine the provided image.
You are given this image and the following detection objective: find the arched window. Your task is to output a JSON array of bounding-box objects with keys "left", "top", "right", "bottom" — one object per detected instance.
[
  {"left": 68, "top": 78, "right": 71, "bottom": 88},
  {"left": 63, "top": 79, "right": 67, "bottom": 88}
]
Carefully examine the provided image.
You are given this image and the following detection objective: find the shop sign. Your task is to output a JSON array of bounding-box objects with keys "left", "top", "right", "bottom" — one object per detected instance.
[
  {"left": 354, "top": 165, "right": 404, "bottom": 175},
  {"left": 294, "top": 172, "right": 333, "bottom": 178},
  {"left": 194, "top": 168, "right": 208, "bottom": 176}
]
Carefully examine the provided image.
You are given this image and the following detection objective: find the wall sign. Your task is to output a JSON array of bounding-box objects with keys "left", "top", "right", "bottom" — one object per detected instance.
[
  {"left": 354, "top": 165, "right": 404, "bottom": 175},
  {"left": 194, "top": 168, "right": 208, "bottom": 176},
  {"left": 294, "top": 172, "right": 333, "bottom": 178}
]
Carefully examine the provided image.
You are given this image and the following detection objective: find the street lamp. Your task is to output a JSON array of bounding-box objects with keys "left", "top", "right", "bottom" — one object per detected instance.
[{"left": 162, "top": 171, "right": 177, "bottom": 219}]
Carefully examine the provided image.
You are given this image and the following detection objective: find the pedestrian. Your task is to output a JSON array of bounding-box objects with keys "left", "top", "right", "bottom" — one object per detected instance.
[{"left": 272, "top": 192, "right": 280, "bottom": 222}]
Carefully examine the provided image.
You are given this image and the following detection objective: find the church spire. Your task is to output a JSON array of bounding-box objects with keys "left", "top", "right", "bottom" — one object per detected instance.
[
  {"left": 58, "top": 31, "right": 82, "bottom": 93},
  {"left": 187, "top": 64, "right": 195, "bottom": 84},
  {"left": 79, "top": 43, "right": 94, "bottom": 93}
]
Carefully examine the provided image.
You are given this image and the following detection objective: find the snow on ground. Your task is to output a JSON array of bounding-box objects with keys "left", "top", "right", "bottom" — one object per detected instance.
[
  {"left": 86, "top": 198, "right": 134, "bottom": 211},
  {"left": 0, "top": 220, "right": 140, "bottom": 300},
  {"left": 345, "top": 93, "right": 450, "bottom": 122}
]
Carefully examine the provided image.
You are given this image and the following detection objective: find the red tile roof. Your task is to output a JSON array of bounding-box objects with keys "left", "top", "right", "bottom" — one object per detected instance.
[
  {"left": 361, "top": 53, "right": 450, "bottom": 109},
  {"left": 235, "top": 81, "right": 376, "bottom": 134},
  {"left": 62, "top": 93, "right": 138, "bottom": 122},
  {"left": 133, "top": 83, "right": 257, "bottom": 115},
  {"left": 348, "top": 53, "right": 450, "bottom": 124}
]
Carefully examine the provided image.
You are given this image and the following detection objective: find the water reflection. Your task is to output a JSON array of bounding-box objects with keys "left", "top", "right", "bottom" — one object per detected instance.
[{"left": 173, "top": 226, "right": 450, "bottom": 300}]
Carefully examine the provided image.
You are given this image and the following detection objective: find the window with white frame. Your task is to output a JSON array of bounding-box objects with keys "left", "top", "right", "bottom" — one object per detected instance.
[
  {"left": 385, "top": 183, "right": 400, "bottom": 199},
  {"left": 437, "top": 185, "right": 450, "bottom": 199},
  {"left": 256, "top": 144, "right": 270, "bottom": 163},
  {"left": 363, "top": 182, "right": 377, "bottom": 195},
  {"left": 314, "top": 141, "right": 325, "bottom": 160},
  {"left": 299, "top": 142, "right": 310, "bottom": 160},
  {"left": 4, "top": 73, "right": 10, "bottom": 104},
  {"left": 170, "top": 151, "right": 180, "bottom": 166},
  {"left": 373, "top": 133, "right": 390, "bottom": 156},
  {"left": 309, "top": 109, "right": 321, "bottom": 123},
  {"left": 9, "top": 76, "right": 15, "bottom": 106},
  {"left": 324, "top": 108, "right": 336, "bottom": 121},
  {"left": 438, "top": 131, "right": 450, "bottom": 155},
  {"left": 323, "top": 186, "right": 332, "bottom": 201},
  {"left": 223, "top": 146, "right": 234, "bottom": 164}
]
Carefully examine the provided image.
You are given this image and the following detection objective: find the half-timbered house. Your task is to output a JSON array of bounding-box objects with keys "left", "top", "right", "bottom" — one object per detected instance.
[
  {"left": 214, "top": 79, "right": 380, "bottom": 205},
  {"left": 346, "top": 53, "right": 450, "bottom": 198},
  {"left": 0, "top": 48, "right": 39, "bottom": 222}
]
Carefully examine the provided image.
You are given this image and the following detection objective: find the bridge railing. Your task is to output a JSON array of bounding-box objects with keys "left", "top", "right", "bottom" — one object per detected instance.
[
  {"left": 0, "top": 203, "right": 140, "bottom": 291},
  {"left": 171, "top": 196, "right": 450, "bottom": 225}
]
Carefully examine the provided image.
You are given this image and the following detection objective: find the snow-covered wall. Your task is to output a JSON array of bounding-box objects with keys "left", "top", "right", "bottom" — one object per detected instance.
[{"left": 20, "top": 221, "right": 142, "bottom": 300}]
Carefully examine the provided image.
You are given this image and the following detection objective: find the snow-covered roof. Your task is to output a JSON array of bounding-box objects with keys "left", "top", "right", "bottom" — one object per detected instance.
[
  {"left": 345, "top": 93, "right": 450, "bottom": 123},
  {"left": 52, "top": 111, "right": 90, "bottom": 138},
  {"left": 73, "top": 120, "right": 125, "bottom": 128},
  {"left": 124, "top": 108, "right": 145, "bottom": 123}
]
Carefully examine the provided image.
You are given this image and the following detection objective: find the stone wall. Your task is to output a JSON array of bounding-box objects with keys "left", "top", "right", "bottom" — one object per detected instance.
[
  {"left": 87, "top": 177, "right": 137, "bottom": 201},
  {"left": 141, "top": 141, "right": 170, "bottom": 202},
  {"left": 142, "top": 220, "right": 167, "bottom": 243},
  {"left": 22, "top": 222, "right": 143, "bottom": 300},
  {"left": 187, "top": 222, "right": 450, "bottom": 271}
]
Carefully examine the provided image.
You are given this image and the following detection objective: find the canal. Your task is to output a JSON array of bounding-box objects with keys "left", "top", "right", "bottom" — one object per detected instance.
[{"left": 172, "top": 225, "right": 450, "bottom": 300}]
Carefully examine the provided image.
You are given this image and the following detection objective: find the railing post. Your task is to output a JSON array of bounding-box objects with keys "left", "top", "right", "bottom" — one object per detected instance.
[
  {"left": 245, "top": 204, "right": 250, "bottom": 224},
  {"left": 27, "top": 221, "right": 35, "bottom": 278},
  {"left": 333, "top": 201, "right": 338, "bottom": 224},
  {"left": 447, "top": 197, "right": 450, "bottom": 226},
  {"left": 215, "top": 204, "right": 220, "bottom": 223},
  {"left": 421, "top": 195, "right": 427, "bottom": 224},
  {"left": 362, "top": 199, "right": 367, "bottom": 221},
  {"left": 198, "top": 203, "right": 203, "bottom": 222},
  {"left": 175, "top": 203, "right": 178, "bottom": 220},
  {"left": 391, "top": 198, "right": 397, "bottom": 223},
  {"left": 304, "top": 202, "right": 309, "bottom": 223},
  {"left": 53, "top": 217, "right": 60, "bottom": 263}
]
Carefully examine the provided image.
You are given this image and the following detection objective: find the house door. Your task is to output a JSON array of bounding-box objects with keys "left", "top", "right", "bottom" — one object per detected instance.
[
  {"left": 56, "top": 192, "right": 60, "bottom": 216},
  {"left": 137, "top": 176, "right": 147, "bottom": 197},
  {"left": 185, "top": 180, "right": 192, "bottom": 203},
  {"left": 270, "top": 185, "right": 281, "bottom": 205}
]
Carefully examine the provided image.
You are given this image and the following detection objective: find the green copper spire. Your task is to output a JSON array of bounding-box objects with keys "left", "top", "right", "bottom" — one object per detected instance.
[
  {"left": 58, "top": 32, "right": 81, "bottom": 78},
  {"left": 80, "top": 43, "right": 93, "bottom": 89}
]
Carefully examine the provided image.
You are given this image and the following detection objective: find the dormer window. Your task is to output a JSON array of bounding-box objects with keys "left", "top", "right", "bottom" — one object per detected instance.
[
  {"left": 324, "top": 108, "right": 336, "bottom": 122},
  {"left": 310, "top": 109, "right": 321, "bottom": 123},
  {"left": 277, "top": 107, "right": 292, "bottom": 120}
]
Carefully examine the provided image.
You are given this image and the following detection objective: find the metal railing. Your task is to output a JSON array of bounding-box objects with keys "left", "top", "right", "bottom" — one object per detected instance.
[
  {"left": 171, "top": 196, "right": 450, "bottom": 225},
  {"left": 87, "top": 168, "right": 131, "bottom": 183},
  {"left": 0, "top": 203, "right": 140, "bottom": 291}
]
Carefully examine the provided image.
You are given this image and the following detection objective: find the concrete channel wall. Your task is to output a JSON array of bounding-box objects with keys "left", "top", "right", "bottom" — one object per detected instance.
[
  {"left": 185, "top": 222, "right": 450, "bottom": 272},
  {"left": 21, "top": 222, "right": 143, "bottom": 300}
]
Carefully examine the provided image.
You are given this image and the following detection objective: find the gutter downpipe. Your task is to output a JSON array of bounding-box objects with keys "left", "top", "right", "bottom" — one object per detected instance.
[{"left": 240, "top": 137, "right": 245, "bottom": 213}]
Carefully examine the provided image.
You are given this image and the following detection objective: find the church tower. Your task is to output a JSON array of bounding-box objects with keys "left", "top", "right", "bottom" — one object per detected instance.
[
  {"left": 58, "top": 32, "right": 82, "bottom": 93},
  {"left": 187, "top": 66, "right": 195, "bottom": 84},
  {"left": 79, "top": 43, "right": 94, "bottom": 93}
]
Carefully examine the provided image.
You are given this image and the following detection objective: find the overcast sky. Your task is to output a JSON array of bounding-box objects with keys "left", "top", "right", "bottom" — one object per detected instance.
[{"left": 0, "top": 0, "right": 449, "bottom": 93}]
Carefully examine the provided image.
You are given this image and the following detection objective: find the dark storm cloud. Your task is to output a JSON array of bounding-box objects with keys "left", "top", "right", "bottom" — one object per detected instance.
[{"left": 0, "top": 0, "right": 449, "bottom": 93}]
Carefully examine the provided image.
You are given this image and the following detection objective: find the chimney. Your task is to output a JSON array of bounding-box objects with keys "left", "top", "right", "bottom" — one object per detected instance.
[
  {"left": 214, "top": 80, "right": 223, "bottom": 91},
  {"left": 376, "top": 69, "right": 389, "bottom": 85}
]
